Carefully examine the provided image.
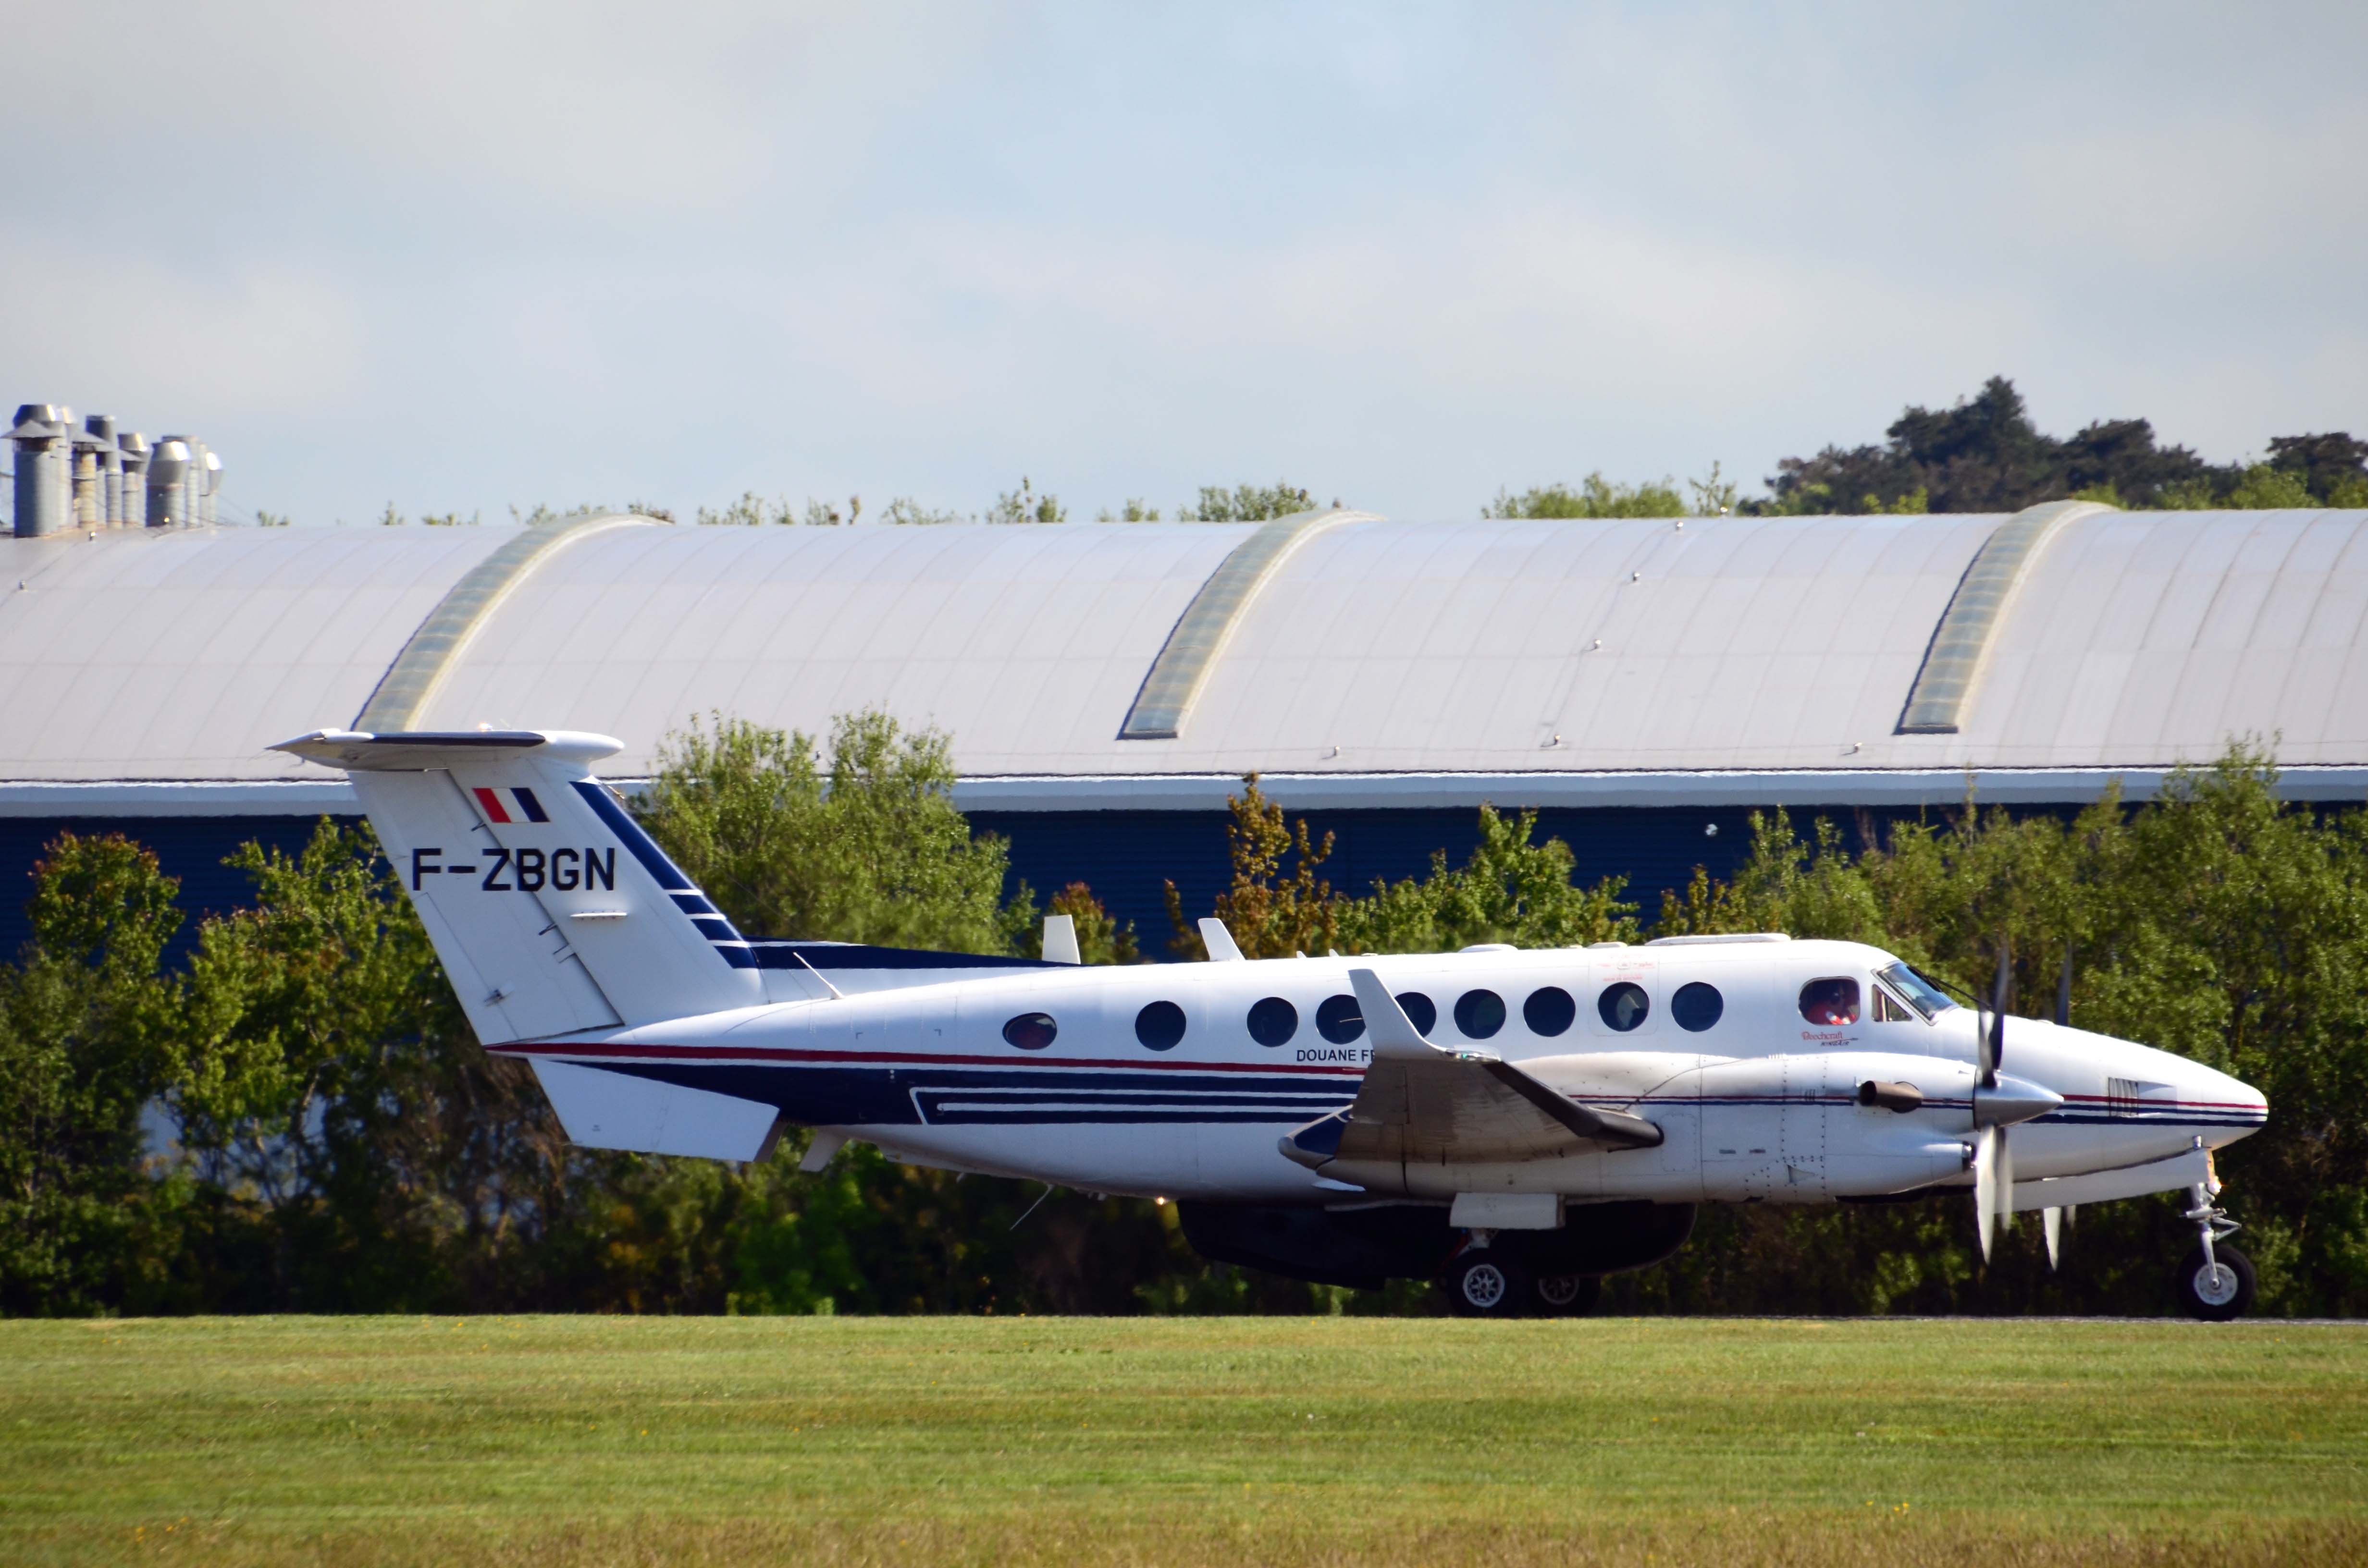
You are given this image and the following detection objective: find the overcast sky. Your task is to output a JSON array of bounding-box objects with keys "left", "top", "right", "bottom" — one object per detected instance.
[{"left": 4, "top": 3, "right": 2362, "bottom": 525}]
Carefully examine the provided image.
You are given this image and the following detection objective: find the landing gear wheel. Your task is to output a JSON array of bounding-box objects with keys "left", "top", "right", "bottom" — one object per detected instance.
[
  {"left": 1444, "top": 1253, "right": 1531, "bottom": 1318},
  {"left": 2177, "top": 1243, "right": 2256, "bottom": 1322},
  {"left": 1534, "top": 1273, "right": 1601, "bottom": 1317}
]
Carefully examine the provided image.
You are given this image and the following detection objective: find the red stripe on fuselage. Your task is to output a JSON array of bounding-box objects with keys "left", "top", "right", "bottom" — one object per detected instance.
[
  {"left": 486, "top": 1040, "right": 1368, "bottom": 1075},
  {"left": 472, "top": 787, "right": 512, "bottom": 823}
]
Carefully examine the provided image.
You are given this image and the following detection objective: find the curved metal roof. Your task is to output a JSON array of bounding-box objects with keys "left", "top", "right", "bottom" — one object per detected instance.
[{"left": 2, "top": 506, "right": 2366, "bottom": 805}]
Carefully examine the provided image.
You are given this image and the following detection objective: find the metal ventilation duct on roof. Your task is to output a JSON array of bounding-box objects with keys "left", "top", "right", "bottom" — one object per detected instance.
[
  {"left": 10, "top": 404, "right": 73, "bottom": 538},
  {"left": 114, "top": 432, "right": 149, "bottom": 527},
  {"left": 147, "top": 438, "right": 193, "bottom": 528},
  {"left": 72, "top": 416, "right": 117, "bottom": 529}
]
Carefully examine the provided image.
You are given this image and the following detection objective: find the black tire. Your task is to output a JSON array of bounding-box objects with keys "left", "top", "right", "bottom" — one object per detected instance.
[
  {"left": 1534, "top": 1272, "right": 1601, "bottom": 1318},
  {"left": 2176, "top": 1243, "right": 2256, "bottom": 1322},
  {"left": 1443, "top": 1253, "right": 1530, "bottom": 1318}
]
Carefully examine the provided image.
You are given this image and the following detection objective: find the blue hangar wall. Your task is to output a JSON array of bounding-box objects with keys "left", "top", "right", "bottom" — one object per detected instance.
[{"left": 0, "top": 798, "right": 2004, "bottom": 969}]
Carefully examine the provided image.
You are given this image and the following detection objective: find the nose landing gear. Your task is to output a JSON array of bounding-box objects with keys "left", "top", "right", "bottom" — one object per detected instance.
[{"left": 2176, "top": 1179, "right": 2255, "bottom": 1322}]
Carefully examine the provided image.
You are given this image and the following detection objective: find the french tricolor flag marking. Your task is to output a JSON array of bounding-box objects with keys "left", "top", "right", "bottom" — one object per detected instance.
[{"left": 472, "top": 786, "right": 549, "bottom": 824}]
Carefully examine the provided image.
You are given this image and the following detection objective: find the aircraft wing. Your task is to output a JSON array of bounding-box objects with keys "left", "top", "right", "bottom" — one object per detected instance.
[{"left": 1282, "top": 969, "right": 1662, "bottom": 1174}]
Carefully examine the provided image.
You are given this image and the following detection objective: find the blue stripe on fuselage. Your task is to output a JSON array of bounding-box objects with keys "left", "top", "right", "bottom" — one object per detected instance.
[{"left": 552, "top": 1060, "right": 1353, "bottom": 1127}]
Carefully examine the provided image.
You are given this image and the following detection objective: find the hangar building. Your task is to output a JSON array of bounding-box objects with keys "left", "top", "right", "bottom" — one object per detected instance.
[{"left": 3, "top": 501, "right": 2366, "bottom": 958}]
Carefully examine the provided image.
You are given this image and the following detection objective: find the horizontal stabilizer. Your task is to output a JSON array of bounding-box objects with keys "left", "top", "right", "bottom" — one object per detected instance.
[
  {"left": 533, "top": 1059, "right": 777, "bottom": 1160},
  {"left": 273, "top": 728, "right": 623, "bottom": 772}
]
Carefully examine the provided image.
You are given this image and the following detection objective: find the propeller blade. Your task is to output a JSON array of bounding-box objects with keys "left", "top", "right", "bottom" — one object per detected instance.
[
  {"left": 2042, "top": 1205, "right": 2063, "bottom": 1270},
  {"left": 1973, "top": 1127, "right": 1998, "bottom": 1262},
  {"left": 1996, "top": 1128, "right": 2015, "bottom": 1233},
  {"left": 1989, "top": 938, "right": 2011, "bottom": 1079},
  {"left": 2055, "top": 943, "right": 2073, "bottom": 1028}
]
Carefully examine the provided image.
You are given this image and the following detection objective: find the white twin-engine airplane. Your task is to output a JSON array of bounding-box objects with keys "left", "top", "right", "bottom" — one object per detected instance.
[{"left": 278, "top": 727, "right": 2271, "bottom": 1320}]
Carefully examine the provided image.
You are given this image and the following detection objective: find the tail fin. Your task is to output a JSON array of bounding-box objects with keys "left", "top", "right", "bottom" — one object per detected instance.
[{"left": 272, "top": 729, "right": 764, "bottom": 1041}]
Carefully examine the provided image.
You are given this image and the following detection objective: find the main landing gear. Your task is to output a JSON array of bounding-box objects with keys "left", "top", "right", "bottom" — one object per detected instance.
[
  {"left": 1445, "top": 1251, "right": 1528, "bottom": 1318},
  {"left": 2176, "top": 1180, "right": 2255, "bottom": 1322},
  {"left": 1442, "top": 1238, "right": 1602, "bottom": 1319},
  {"left": 1533, "top": 1271, "right": 1603, "bottom": 1317}
]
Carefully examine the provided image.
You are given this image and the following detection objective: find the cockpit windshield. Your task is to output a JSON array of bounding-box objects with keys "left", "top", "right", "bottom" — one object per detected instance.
[{"left": 1877, "top": 962, "right": 1958, "bottom": 1021}]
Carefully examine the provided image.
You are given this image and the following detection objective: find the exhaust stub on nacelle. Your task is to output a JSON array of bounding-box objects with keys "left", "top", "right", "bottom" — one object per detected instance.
[{"left": 1857, "top": 1079, "right": 1925, "bottom": 1113}]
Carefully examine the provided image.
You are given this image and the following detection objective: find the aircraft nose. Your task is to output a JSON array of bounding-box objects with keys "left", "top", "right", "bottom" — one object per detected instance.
[{"left": 2187, "top": 1061, "right": 2269, "bottom": 1144}]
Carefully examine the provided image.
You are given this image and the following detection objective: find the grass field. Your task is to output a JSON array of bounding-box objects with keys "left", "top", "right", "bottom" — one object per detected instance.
[{"left": 2, "top": 1316, "right": 2363, "bottom": 1567}]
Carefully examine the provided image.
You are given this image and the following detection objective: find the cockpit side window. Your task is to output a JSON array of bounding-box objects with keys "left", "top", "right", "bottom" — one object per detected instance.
[
  {"left": 1799, "top": 977, "right": 1860, "bottom": 1026},
  {"left": 1876, "top": 961, "right": 1955, "bottom": 1021},
  {"left": 1872, "top": 987, "right": 1917, "bottom": 1023}
]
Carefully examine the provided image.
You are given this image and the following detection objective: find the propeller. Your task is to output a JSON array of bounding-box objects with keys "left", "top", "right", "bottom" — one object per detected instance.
[
  {"left": 1982, "top": 937, "right": 2009, "bottom": 1085},
  {"left": 1972, "top": 937, "right": 2013, "bottom": 1261},
  {"left": 2035, "top": 943, "right": 2074, "bottom": 1267}
]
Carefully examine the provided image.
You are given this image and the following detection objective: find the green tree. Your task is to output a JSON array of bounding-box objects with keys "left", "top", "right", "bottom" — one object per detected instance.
[
  {"left": 1167, "top": 787, "right": 1639, "bottom": 959},
  {"left": 169, "top": 821, "right": 577, "bottom": 1312},
  {"left": 695, "top": 492, "right": 799, "bottom": 526},
  {"left": 2266, "top": 432, "right": 2368, "bottom": 504},
  {"left": 986, "top": 478, "right": 1065, "bottom": 525},
  {"left": 1685, "top": 462, "right": 1741, "bottom": 516},
  {"left": 1165, "top": 776, "right": 1339, "bottom": 959},
  {"left": 2157, "top": 463, "right": 2322, "bottom": 511},
  {"left": 696, "top": 493, "right": 963, "bottom": 527},
  {"left": 1483, "top": 474, "right": 1685, "bottom": 518},
  {"left": 1337, "top": 805, "right": 1639, "bottom": 952},
  {"left": 2223, "top": 463, "right": 2319, "bottom": 510},
  {"left": 634, "top": 710, "right": 1032, "bottom": 953},
  {"left": 878, "top": 497, "right": 965, "bottom": 526},
  {"left": 507, "top": 502, "right": 675, "bottom": 525},
  {"left": 0, "top": 835, "right": 187, "bottom": 1315},
  {"left": 1764, "top": 377, "right": 2231, "bottom": 514},
  {"left": 1180, "top": 482, "right": 1317, "bottom": 522}
]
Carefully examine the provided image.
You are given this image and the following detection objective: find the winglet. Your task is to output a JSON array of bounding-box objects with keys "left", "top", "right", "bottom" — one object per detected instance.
[
  {"left": 1198, "top": 918, "right": 1246, "bottom": 962},
  {"left": 1347, "top": 968, "right": 1436, "bottom": 1061}
]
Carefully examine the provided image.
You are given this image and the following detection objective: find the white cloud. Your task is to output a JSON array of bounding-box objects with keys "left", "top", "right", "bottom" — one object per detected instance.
[
  {"left": 1, "top": 1, "right": 2361, "bottom": 524},
  {"left": 0, "top": 235, "right": 366, "bottom": 423}
]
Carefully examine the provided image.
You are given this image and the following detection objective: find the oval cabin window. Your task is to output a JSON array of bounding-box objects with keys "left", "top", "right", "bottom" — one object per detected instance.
[
  {"left": 1247, "top": 996, "right": 1299, "bottom": 1047},
  {"left": 1454, "top": 989, "right": 1506, "bottom": 1039},
  {"left": 1523, "top": 985, "right": 1577, "bottom": 1037},
  {"left": 1135, "top": 1000, "right": 1186, "bottom": 1051},
  {"left": 1671, "top": 980, "right": 1724, "bottom": 1032},
  {"left": 1799, "top": 977, "right": 1860, "bottom": 1026},
  {"left": 1003, "top": 1012, "right": 1058, "bottom": 1051},
  {"left": 1316, "top": 993, "right": 1364, "bottom": 1043},
  {"left": 1597, "top": 981, "right": 1650, "bottom": 1032}
]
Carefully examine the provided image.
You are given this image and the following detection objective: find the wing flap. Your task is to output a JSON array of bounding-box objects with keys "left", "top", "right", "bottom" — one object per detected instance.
[{"left": 1285, "top": 970, "right": 1665, "bottom": 1176}]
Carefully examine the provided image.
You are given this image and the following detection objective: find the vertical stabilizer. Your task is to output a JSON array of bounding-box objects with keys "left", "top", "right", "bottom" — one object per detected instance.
[{"left": 272, "top": 729, "right": 765, "bottom": 1041}]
